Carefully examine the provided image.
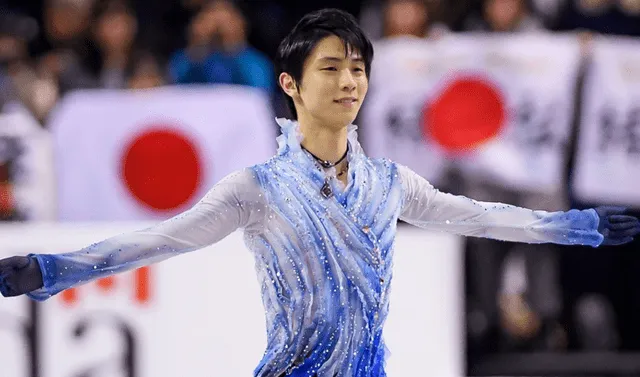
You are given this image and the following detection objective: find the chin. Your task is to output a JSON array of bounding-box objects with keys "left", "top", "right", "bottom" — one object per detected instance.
[
  {"left": 327, "top": 117, "right": 355, "bottom": 131},
  {"left": 307, "top": 109, "right": 359, "bottom": 130},
  {"left": 330, "top": 111, "right": 358, "bottom": 127}
]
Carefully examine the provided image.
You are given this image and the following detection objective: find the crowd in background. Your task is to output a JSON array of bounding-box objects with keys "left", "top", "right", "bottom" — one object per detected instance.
[
  {"left": 2, "top": 0, "right": 640, "bottom": 124},
  {"left": 2, "top": 0, "right": 640, "bottom": 374}
]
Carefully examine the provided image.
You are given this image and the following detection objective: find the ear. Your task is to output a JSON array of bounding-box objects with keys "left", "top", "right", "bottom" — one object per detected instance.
[{"left": 279, "top": 72, "right": 298, "bottom": 98}]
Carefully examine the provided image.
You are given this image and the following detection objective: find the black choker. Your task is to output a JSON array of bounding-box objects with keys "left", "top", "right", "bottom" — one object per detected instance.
[
  {"left": 301, "top": 145, "right": 350, "bottom": 199},
  {"left": 301, "top": 145, "right": 349, "bottom": 169}
]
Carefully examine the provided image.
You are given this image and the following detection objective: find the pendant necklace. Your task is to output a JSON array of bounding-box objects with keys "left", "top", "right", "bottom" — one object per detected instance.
[{"left": 301, "top": 145, "right": 349, "bottom": 199}]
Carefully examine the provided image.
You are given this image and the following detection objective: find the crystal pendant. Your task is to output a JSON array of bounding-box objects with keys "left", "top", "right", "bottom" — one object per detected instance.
[{"left": 321, "top": 180, "right": 333, "bottom": 199}]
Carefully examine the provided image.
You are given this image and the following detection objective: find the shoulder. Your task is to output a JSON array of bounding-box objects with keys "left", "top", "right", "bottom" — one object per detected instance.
[
  {"left": 361, "top": 157, "right": 406, "bottom": 192},
  {"left": 245, "top": 158, "right": 280, "bottom": 186},
  {"left": 248, "top": 157, "right": 278, "bottom": 173},
  {"left": 218, "top": 167, "right": 259, "bottom": 185},
  {"left": 203, "top": 168, "right": 264, "bottom": 203},
  {"left": 364, "top": 156, "right": 401, "bottom": 174}
]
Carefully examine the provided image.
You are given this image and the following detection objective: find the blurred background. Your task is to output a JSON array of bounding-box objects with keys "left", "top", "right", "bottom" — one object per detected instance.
[{"left": 1, "top": 0, "right": 640, "bottom": 376}]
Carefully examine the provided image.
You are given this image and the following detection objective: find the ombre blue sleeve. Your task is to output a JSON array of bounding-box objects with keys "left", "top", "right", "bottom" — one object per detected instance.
[
  {"left": 397, "top": 164, "right": 604, "bottom": 247},
  {"left": 26, "top": 169, "right": 266, "bottom": 301}
]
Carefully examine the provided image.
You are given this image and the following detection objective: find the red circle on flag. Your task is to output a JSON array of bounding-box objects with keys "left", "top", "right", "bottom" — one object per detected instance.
[
  {"left": 121, "top": 128, "right": 202, "bottom": 211},
  {"left": 423, "top": 76, "right": 506, "bottom": 152}
]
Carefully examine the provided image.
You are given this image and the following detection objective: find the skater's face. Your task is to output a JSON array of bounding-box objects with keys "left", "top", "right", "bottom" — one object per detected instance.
[{"left": 280, "top": 35, "right": 369, "bottom": 130}]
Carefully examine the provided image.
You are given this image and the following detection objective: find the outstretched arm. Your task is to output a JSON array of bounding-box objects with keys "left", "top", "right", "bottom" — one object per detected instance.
[
  {"left": 0, "top": 169, "right": 266, "bottom": 300},
  {"left": 397, "top": 164, "right": 639, "bottom": 247}
]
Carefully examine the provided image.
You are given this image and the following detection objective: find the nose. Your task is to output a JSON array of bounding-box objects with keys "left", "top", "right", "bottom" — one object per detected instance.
[{"left": 339, "top": 69, "right": 357, "bottom": 92}]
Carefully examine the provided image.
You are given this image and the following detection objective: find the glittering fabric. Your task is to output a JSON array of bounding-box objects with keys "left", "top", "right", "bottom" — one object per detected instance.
[{"left": 27, "top": 118, "right": 604, "bottom": 376}]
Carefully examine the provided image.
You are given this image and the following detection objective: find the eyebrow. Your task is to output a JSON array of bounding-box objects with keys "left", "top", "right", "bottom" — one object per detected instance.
[{"left": 318, "top": 56, "right": 365, "bottom": 63}]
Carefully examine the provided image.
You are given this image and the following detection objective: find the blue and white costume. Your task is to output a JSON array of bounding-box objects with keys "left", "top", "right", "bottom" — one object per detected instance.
[{"left": 27, "top": 118, "right": 604, "bottom": 376}]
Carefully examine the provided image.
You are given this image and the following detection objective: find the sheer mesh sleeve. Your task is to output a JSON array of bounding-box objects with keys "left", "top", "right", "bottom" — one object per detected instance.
[
  {"left": 27, "top": 169, "right": 266, "bottom": 301},
  {"left": 397, "top": 164, "right": 603, "bottom": 247}
]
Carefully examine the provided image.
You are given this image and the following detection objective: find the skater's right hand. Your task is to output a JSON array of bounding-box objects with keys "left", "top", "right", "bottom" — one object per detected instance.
[{"left": 0, "top": 256, "right": 44, "bottom": 297}]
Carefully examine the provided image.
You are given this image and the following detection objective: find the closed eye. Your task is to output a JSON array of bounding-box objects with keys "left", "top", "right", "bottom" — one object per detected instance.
[{"left": 322, "top": 67, "right": 338, "bottom": 71}]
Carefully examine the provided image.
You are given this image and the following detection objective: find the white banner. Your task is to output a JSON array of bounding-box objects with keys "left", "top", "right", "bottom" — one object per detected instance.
[
  {"left": 362, "top": 36, "right": 450, "bottom": 185},
  {"left": 362, "top": 34, "right": 581, "bottom": 193},
  {"left": 47, "top": 85, "right": 276, "bottom": 222},
  {"left": 0, "top": 106, "right": 55, "bottom": 221},
  {"left": 572, "top": 36, "right": 640, "bottom": 206},
  {"left": 0, "top": 223, "right": 463, "bottom": 377}
]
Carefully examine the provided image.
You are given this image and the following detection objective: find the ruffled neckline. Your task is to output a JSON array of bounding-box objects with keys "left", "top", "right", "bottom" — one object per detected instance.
[
  {"left": 273, "top": 118, "right": 364, "bottom": 196},
  {"left": 274, "top": 118, "right": 364, "bottom": 158}
]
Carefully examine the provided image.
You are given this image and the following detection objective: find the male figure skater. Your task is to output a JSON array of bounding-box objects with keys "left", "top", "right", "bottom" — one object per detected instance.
[{"left": 1, "top": 8, "right": 639, "bottom": 377}]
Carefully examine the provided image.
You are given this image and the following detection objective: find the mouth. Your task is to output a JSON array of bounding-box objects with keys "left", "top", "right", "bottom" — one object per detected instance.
[{"left": 333, "top": 98, "right": 358, "bottom": 106}]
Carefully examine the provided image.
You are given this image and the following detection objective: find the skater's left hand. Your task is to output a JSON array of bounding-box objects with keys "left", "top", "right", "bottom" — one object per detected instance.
[{"left": 595, "top": 206, "right": 640, "bottom": 246}]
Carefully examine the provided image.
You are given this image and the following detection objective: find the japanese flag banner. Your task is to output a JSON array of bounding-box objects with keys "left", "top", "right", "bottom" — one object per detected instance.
[
  {"left": 362, "top": 33, "right": 582, "bottom": 194},
  {"left": 47, "top": 85, "right": 276, "bottom": 221},
  {"left": 572, "top": 36, "right": 640, "bottom": 207}
]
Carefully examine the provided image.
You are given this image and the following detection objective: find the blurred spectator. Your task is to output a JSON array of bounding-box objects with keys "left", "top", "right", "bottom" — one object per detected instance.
[
  {"left": 168, "top": 0, "right": 274, "bottom": 93},
  {"left": 0, "top": 7, "right": 55, "bottom": 122},
  {"left": 567, "top": 0, "right": 640, "bottom": 35},
  {"left": 465, "top": 181, "right": 566, "bottom": 355},
  {"left": 573, "top": 293, "right": 619, "bottom": 350},
  {"left": 92, "top": 0, "right": 139, "bottom": 89},
  {"left": 497, "top": 243, "right": 568, "bottom": 351},
  {"left": 532, "top": 0, "right": 640, "bottom": 34},
  {"left": 0, "top": 9, "right": 36, "bottom": 108},
  {"left": 384, "top": 0, "right": 449, "bottom": 37},
  {"left": 360, "top": 0, "right": 448, "bottom": 40},
  {"left": 36, "top": 0, "right": 97, "bottom": 96},
  {"left": 126, "top": 50, "right": 165, "bottom": 89},
  {"left": 465, "top": 0, "right": 545, "bottom": 32},
  {"left": 558, "top": 240, "right": 640, "bottom": 350},
  {"left": 136, "top": 0, "right": 205, "bottom": 60}
]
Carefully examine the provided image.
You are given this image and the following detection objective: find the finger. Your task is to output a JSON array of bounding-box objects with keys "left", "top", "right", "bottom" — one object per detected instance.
[
  {"left": 0, "top": 258, "right": 18, "bottom": 275},
  {"left": 609, "top": 225, "right": 640, "bottom": 235},
  {"left": 0, "top": 256, "right": 29, "bottom": 270},
  {"left": 609, "top": 215, "right": 638, "bottom": 223},
  {"left": 608, "top": 228, "right": 640, "bottom": 238},
  {"left": 608, "top": 219, "right": 640, "bottom": 230},
  {"left": 0, "top": 257, "right": 17, "bottom": 269},
  {"left": 0, "top": 275, "right": 16, "bottom": 297}
]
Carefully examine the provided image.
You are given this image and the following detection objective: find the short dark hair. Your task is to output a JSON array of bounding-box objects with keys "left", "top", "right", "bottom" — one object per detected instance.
[{"left": 275, "top": 8, "right": 374, "bottom": 119}]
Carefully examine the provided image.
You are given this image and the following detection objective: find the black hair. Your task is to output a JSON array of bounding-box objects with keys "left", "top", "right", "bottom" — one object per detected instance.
[{"left": 275, "top": 8, "right": 374, "bottom": 119}]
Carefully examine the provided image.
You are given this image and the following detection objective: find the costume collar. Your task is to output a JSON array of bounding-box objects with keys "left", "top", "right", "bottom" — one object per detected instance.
[
  {"left": 273, "top": 118, "right": 366, "bottom": 199},
  {"left": 274, "top": 118, "right": 364, "bottom": 158}
]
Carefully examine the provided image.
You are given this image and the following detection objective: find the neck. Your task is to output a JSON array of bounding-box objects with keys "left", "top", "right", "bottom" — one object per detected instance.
[{"left": 298, "top": 114, "right": 349, "bottom": 165}]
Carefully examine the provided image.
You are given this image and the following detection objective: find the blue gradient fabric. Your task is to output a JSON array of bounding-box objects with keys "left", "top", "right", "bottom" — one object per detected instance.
[{"left": 27, "top": 118, "right": 604, "bottom": 376}]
